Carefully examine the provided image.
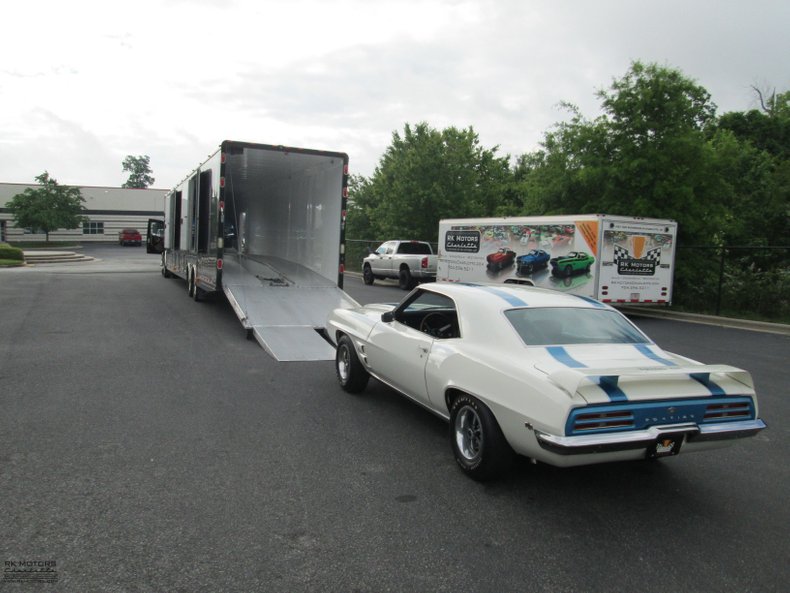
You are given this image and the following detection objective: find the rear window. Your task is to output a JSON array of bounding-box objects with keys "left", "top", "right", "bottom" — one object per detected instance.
[
  {"left": 397, "top": 242, "right": 432, "bottom": 255},
  {"left": 504, "top": 307, "right": 649, "bottom": 345},
  {"left": 122, "top": 228, "right": 139, "bottom": 234}
]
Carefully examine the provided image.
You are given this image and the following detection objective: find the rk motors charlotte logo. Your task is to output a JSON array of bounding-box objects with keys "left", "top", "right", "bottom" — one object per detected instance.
[{"left": 3, "top": 559, "right": 58, "bottom": 584}]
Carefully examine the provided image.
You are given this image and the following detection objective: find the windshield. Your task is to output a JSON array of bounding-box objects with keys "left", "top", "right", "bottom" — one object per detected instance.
[{"left": 504, "top": 307, "right": 649, "bottom": 345}]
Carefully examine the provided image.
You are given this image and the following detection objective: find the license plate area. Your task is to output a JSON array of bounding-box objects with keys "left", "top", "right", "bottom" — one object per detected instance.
[{"left": 646, "top": 434, "right": 684, "bottom": 459}]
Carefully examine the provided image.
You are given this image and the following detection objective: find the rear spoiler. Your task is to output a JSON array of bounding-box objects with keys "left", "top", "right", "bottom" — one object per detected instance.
[{"left": 548, "top": 364, "right": 754, "bottom": 397}]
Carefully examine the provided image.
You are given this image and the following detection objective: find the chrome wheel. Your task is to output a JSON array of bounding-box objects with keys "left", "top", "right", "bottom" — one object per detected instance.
[
  {"left": 454, "top": 404, "right": 483, "bottom": 462},
  {"left": 337, "top": 343, "right": 351, "bottom": 382},
  {"left": 335, "top": 335, "right": 369, "bottom": 393}
]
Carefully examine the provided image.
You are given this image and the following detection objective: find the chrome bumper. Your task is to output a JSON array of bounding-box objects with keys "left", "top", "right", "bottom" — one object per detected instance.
[{"left": 534, "top": 419, "right": 767, "bottom": 456}]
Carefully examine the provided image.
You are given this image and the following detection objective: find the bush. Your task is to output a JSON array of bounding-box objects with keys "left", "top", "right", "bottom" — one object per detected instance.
[{"left": 0, "top": 242, "right": 24, "bottom": 261}]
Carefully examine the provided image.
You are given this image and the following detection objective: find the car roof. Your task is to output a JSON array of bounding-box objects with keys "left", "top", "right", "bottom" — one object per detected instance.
[{"left": 418, "top": 282, "right": 607, "bottom": 314}]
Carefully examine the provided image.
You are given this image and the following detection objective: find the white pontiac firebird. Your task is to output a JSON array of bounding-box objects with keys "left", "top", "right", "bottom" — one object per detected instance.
[{"left": 326, "top": 282, "right": 766, "bottom": 481}]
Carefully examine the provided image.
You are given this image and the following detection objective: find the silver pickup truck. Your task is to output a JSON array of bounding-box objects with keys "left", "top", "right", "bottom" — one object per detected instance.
[{"left": 362, "top": 240, "right": 438, "bottom": 290}]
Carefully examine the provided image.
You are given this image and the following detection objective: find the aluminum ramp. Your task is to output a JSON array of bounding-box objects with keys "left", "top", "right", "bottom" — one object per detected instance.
[{"left": 221, "top": 254, "right": 358, "bottom": 361}]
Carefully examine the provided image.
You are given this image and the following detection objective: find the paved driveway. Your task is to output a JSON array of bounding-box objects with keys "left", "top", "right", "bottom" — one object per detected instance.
[{"left": 1, "top": 255, "right": 787, "bottom": 593}]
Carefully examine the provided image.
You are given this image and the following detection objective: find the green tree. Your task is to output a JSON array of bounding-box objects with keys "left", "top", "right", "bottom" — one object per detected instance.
[
  {"left": 514, "top": 62, "right": 724, "bottom": 245},
  {"left": 122, "top": 154, "right": 155, "bottom": 188},
  {"left": 5, "top": 172, "right": 88, "bottom": 242},
  {"left": 353, "top": 123, "right": 511, "bottom": 241}
]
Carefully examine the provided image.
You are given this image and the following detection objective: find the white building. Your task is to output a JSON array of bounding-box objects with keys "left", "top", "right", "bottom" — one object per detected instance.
[{"left": 0, "top": 183, "right": 166, "bottom": 243}]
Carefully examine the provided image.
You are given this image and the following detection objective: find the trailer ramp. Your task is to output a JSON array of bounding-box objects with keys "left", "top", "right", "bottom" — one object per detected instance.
[{"left": 221, "top": 255, "right": 358, "bottom": 361}]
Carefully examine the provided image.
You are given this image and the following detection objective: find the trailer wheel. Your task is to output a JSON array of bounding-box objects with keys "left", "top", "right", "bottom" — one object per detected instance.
[
  {"left": 187, "top": 267, "right": 196, "bottom": 298},
  {"left": 190, "top": 270, "right": 203, "bottom": 302},
  {"left": 335, "top": 335, "right": 369, "bottom": 393},
  {"left": 398, "top": 267, "right": 415, "bottom": 290},
  {"left": 363, "top": 264, "right": 375, "bottom": 285}
]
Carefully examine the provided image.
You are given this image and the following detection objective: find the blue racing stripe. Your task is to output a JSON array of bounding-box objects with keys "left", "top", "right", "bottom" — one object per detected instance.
[
  {"left": 473, "top": 285, "right": 529, "bottom": 307},
  {"left": 575, "top": 295, "right": 607, "bottom": 309},
  {"left": 546, "top": 346, "right": 587, "bottom": 368},
  {"left": 546, "top": 347, "right": 630, "bottom": 402},
  {"left": 594, "top": 376, "right": 629, "bottom": 402},
  {"left": 691, "top": 373, "right": 726, "bottom": 396},
  {"left": 633, "top": 344, "right": 677, "bottom": 367}
]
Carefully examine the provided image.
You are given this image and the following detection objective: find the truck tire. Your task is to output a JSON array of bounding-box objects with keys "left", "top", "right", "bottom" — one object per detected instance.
[
  {"left": 399, "top": 267, "right": 415, "bottom": 290},
  {"left": 187, "top": 267, "right": 195, "bottom": 297},
  {"left": 335, "top": 335, "right": 369, "bottom": 393},
  {"left": 363, "top": 264, "right": 375, "bottom": 285}
]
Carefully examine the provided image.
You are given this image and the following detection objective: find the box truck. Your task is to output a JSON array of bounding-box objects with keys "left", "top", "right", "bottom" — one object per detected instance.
[
  {"left": 147, "top": 140, "right": 358, "bottom": 361},
  {"left": 437, "top": 215, "right": 677, "bottom": 304}
]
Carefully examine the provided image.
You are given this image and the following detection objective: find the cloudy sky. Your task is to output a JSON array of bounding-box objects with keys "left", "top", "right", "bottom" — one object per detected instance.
[{"left": 1, "top": 0, "right": 788, "bottom": 188}]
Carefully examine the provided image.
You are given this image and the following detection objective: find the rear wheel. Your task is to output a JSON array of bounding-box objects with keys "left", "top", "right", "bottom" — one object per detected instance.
[
  {"left": 335, "top": 335, "right": 369, "bottom": 393},
  {"left": 449, "top": 394, "right": 514, "bottom": 481},
  {"left": 363, "top": 264, "right": 374, "bottom": 285},
  {"left": 398, "top": 267, "right": 415, "bottom": 290},
  {"left": 191, "top": 269, "right": 203, "bottom": 302},
  {"left": 187, "top": 267, "right": 196, "bottom": 298}
]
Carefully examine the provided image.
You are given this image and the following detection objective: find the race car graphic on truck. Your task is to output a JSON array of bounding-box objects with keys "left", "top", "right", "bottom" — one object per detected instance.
[{"left": 437, "top": 215, "right": 677, "bottom": 304}]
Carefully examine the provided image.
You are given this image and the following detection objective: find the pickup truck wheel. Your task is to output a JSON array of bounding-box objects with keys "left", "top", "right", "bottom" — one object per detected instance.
[
  {"left": 398, "top": 267, "right": 415, "bottom": 290},
  {"left": 363, "top": 265, "right": 375, "bottom": 285},
  {"left": 335, "top": 335, "right": 369, "bottom": 393},
  {"left": 450, "top": 394, "right": 514, "bottom": 481}
]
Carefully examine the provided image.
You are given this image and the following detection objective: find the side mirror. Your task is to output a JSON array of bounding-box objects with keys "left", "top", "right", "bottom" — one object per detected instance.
[{"left": 381, "top": 312, "right": 394, "bottom": 323}]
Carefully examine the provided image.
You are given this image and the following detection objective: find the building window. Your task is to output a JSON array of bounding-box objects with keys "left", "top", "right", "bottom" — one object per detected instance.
[{"left": 83, "top": 222, "right": 104, "bottom": 235}]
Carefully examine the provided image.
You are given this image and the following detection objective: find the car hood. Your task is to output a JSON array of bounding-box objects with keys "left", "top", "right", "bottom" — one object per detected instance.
[{"left": 530, "top": 343, "right": 754, "bottom": 405}]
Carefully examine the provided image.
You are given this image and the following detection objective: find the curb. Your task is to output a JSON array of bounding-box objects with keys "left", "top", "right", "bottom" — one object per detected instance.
[{"left": 617, "top": 306, "right": 790, "bottom": 336}]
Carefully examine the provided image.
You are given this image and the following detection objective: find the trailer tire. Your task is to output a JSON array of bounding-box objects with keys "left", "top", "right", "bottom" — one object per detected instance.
[
  {"left": 335, "top": 335, "right": 369, "bottom": 393},
  {"left": 190, "top": 269, "right": 203, "bottom": 302},
  {"left": 187, "top": 267, "right": 195, "bottom": 298},
  {"left": 398, "top": 267, "right": 415, "bottom": 290},
  {"left": 363, "top": 264, "right": 375, "bottom": 285}
]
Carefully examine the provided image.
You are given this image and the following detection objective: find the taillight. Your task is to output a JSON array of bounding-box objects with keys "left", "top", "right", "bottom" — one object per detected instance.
[
  {"left": 421, "top": 256, "right": 428, "bottom": 269},
  {"left": 217, "top": 259, "right": 223, "bottom": 270}
]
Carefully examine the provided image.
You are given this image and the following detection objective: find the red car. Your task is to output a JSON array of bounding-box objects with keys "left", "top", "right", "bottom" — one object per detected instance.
[
  {"left": 118, "top": 228, "right": 142, "bottom": 246},
  {"left": 486, "top": 248, "right": 517, "bottom": 271}
]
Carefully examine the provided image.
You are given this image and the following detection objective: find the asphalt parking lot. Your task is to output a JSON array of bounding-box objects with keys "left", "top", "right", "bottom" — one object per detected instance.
[{"left": 1, "top": 245, "right": 788, "bottom": 593}]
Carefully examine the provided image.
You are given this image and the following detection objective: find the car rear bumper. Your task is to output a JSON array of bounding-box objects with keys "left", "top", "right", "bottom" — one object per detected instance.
[{"left": 534, "top": 418, "right": 767, "bottom": 456}]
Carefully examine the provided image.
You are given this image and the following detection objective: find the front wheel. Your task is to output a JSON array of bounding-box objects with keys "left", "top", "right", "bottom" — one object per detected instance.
[
  {"left": 363, "top": 265, "right": 375, "bottom": 285},
  {"left": 449, "top": 394, "right": 514, "bottom": 481},
  {"left": 335, "top": 335, "right": 370, "bottom": 393}
]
